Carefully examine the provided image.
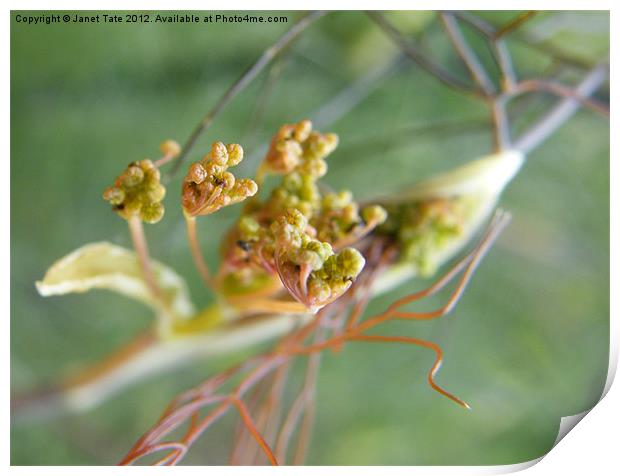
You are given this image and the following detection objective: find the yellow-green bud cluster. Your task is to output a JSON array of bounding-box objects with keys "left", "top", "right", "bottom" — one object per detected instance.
[
  {"left": 182, "top": 141, "right": 258, "bottom": 217},
  {"left": 271, "top": 210, "right": 365, "bottom": 309},
  {"left": 264, "top": 119, "right": 338, "bottom": 178},
  {"left": 309, "top": 247, "right": 366, "bottom": 304},
  {"left": 382, "top": 198, "right": 465, "bottom": 275},
  {"left": 267, "top": 172, "right": 321, "bottom": 219},
  {"left": 314, "top": 191, "right": 388, "bottom": 245},
  {"left": 218, "top": 122, "right": 386, "bottom": 311},
  {"left": 103, "top": 159, "right": 166, "bottom": 224}
]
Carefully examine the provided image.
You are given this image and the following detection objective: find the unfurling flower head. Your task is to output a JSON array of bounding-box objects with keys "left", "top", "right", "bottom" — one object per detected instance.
[
  {"left": 103, "top": 159, "right": 166, "bottom": 224},
  {"left": 216, "top": 122, "right": 386, "bottom": 311},
  {"left": 182, "top": 141, "right": 258, "bottom": 217},
  {"left": 378, "top": 150, "right": 524, "bottom": 276},
  {"left": 271, "top": 209, "right": 365, "bottom": 312}
]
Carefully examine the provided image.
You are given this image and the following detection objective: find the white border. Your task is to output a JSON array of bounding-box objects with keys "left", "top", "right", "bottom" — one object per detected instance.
[{"left": 4, "top": 1, "right": 617, "bottom": 474}]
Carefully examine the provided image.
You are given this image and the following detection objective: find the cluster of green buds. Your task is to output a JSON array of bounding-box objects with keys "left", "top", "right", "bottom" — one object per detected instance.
[
  {"left": 381, "top": 198, "right": 465, "bottom": 275},
  {"left": 218, "top": 120, "right": 387, "bottom": 312},
  {"left": 262, "top": 119, "right": 338, "bottom": 178},
  {"left": 102, "top": 140, "right": 182, "bottom": 224},
  {"left": 271, "top": 209, "right": 365, "bottom": 311},
  {"left": 315, "top": 191, "right": 388, "bottom": 247},
  {"left": 182, "top": 141, "right": 258, "bottom": 217},
  {"left": 377, "top": 150, "right": 524, "bottom": 277},
  {"left": 103, "top": 159, "right": 167, "bottom": 224},
  {"left": 265, "top": 171, "right": 321, "bottom": 219}
]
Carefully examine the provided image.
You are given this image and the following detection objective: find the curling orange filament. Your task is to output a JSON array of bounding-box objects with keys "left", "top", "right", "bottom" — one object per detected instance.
[{"left": 120, "top": 211, "right": 510, "bottom": 466}]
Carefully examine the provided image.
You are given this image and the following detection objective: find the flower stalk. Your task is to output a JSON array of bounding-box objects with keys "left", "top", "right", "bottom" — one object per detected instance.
[{"left": 128, "top": 215, "right": 163, "bottom": 302}]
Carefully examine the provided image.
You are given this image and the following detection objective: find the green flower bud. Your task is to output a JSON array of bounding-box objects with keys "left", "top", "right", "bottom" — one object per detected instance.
[
  {"left": 308, "top": 278, "right": 332, "bottom": 303},
  {"left": 122, "top": 165, "right": 144, "bottom": 186},
  {"left": 239, "top": 215, "right": 260, "bottom": 238},
  {"left": 103, "top": 158, "right": 166, "bottom": 224},
  {"left": 361, "top": 205, "right": 388, "bottom": 226},
  {"left": 160, "top": 139, "right": 181, "bottom": 158},
  {"left": 140, "top": 202, "right": 164, "bottom": 224},
  {"left": 293, "top": 119, "right": 312, "bottom": 142},
  {"left": 227, "top": 143, "right": 244, "bottom": 166},
  {"left": 336, "top": 248, "right": 365, "bottom": 279},
  {"left": 103, "top": 186, "right": 125, "bottom": 206}
]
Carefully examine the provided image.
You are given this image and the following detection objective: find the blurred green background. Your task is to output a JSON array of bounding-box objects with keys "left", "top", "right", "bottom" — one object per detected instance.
[{"left": 11, "top": 10, "right": 609, "bottom": 465}]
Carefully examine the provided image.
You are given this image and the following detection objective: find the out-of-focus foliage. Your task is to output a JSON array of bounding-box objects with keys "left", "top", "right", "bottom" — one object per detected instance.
[{"left": 11, "top": 10, "right": 609, "bottom": 465}]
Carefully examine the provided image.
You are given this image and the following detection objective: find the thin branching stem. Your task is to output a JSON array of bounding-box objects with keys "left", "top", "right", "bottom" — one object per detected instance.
[
  {"left": 510, "top": 79, "right": 610, "bottom": 116},
  {"left": 490, "top": 96, "right": 511, "bottom": 151},
  {"left": 366, "top": 11, "right": 481, "bottom": 97},
  {"left": 168, "top": 11, "right": 326, "bottom": 179},
  {"left": 449, "top": 11, "right": 517, "bottom": 90},
  {"left": 494, "top": 10, "right": 538, "bottom": 39},
  {"left": 437, "top": 11, "right": 512, "bottom": 150},
  {"left": 493, "top": 40, "right": 517, "bottom": 90},
  {"left": 453, "top": 11, "right": 495, "bottom": 37},
  {"left": 439, "top": 12, "right": 495, "bottom": 95},
  {"left": 514, "top": 64, "right": 609, "bottom": 154}
]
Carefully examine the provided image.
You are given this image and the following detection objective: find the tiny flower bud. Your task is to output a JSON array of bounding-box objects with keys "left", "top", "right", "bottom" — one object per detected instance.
[
  {"left": 103, "top": 186, "right": 125, "bottom": 206},
  {"left": 235, "top": 178, "right": 258, "bottom": 198},
  {"left": 239, "top": 216, "right": 260, "bottom": 239},
  {"left": 160, "top": 139, "right": 181, "bottom": 158},
  {"left": 294, "top": 119, "right": 312, "bottom": 142},
  {"left": 221, "top": 171, "right": 236, "bottom": 191},
  {"left": 362, "top": 205, "right": 388, "bottom": 226},
  {"left": 189, "top": 163, "right": 207, "bottom": 184},
  {"left": 147, "top": 183, "right": 166, "bottom": 202},
  {"left": 227, "top": 143, "right": 244, "bottom": 166},
  {"left": 211, "top": 141, "right": 228, "bottom": 166},
  {"left": 140, "top": 202, "right": 164, "bottom": 224},
  {"left": 123, "top": 165, "right": 144, "bottom": 186},
  {"left": 336, "top": 248, "right": 365, "bottom": 279},
  {"left": 308, "top": 278, "right": 331, "bottom": 303}
]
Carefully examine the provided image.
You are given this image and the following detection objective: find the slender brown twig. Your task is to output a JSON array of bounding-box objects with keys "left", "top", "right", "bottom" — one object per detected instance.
[
  {"left": 168, "top": 11, "right": 326, "bottom": 179},
  {"left": 511, "top": 78, "right": 610, "bottom": 117},
  {"left": 494, "top": 10, "right": 539, "bottom": 39},
  {"left": 438, "top": 11, "right": 512, "bottom": 150},
  {"left": 366, "top": 11, "right": 481, "bottom": 97},
  {"left": 514, "top": 64, "right": 609, "bottom": 153},
  {"left": 439, "top": 12, "right": 495, "bottom": 96}
]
